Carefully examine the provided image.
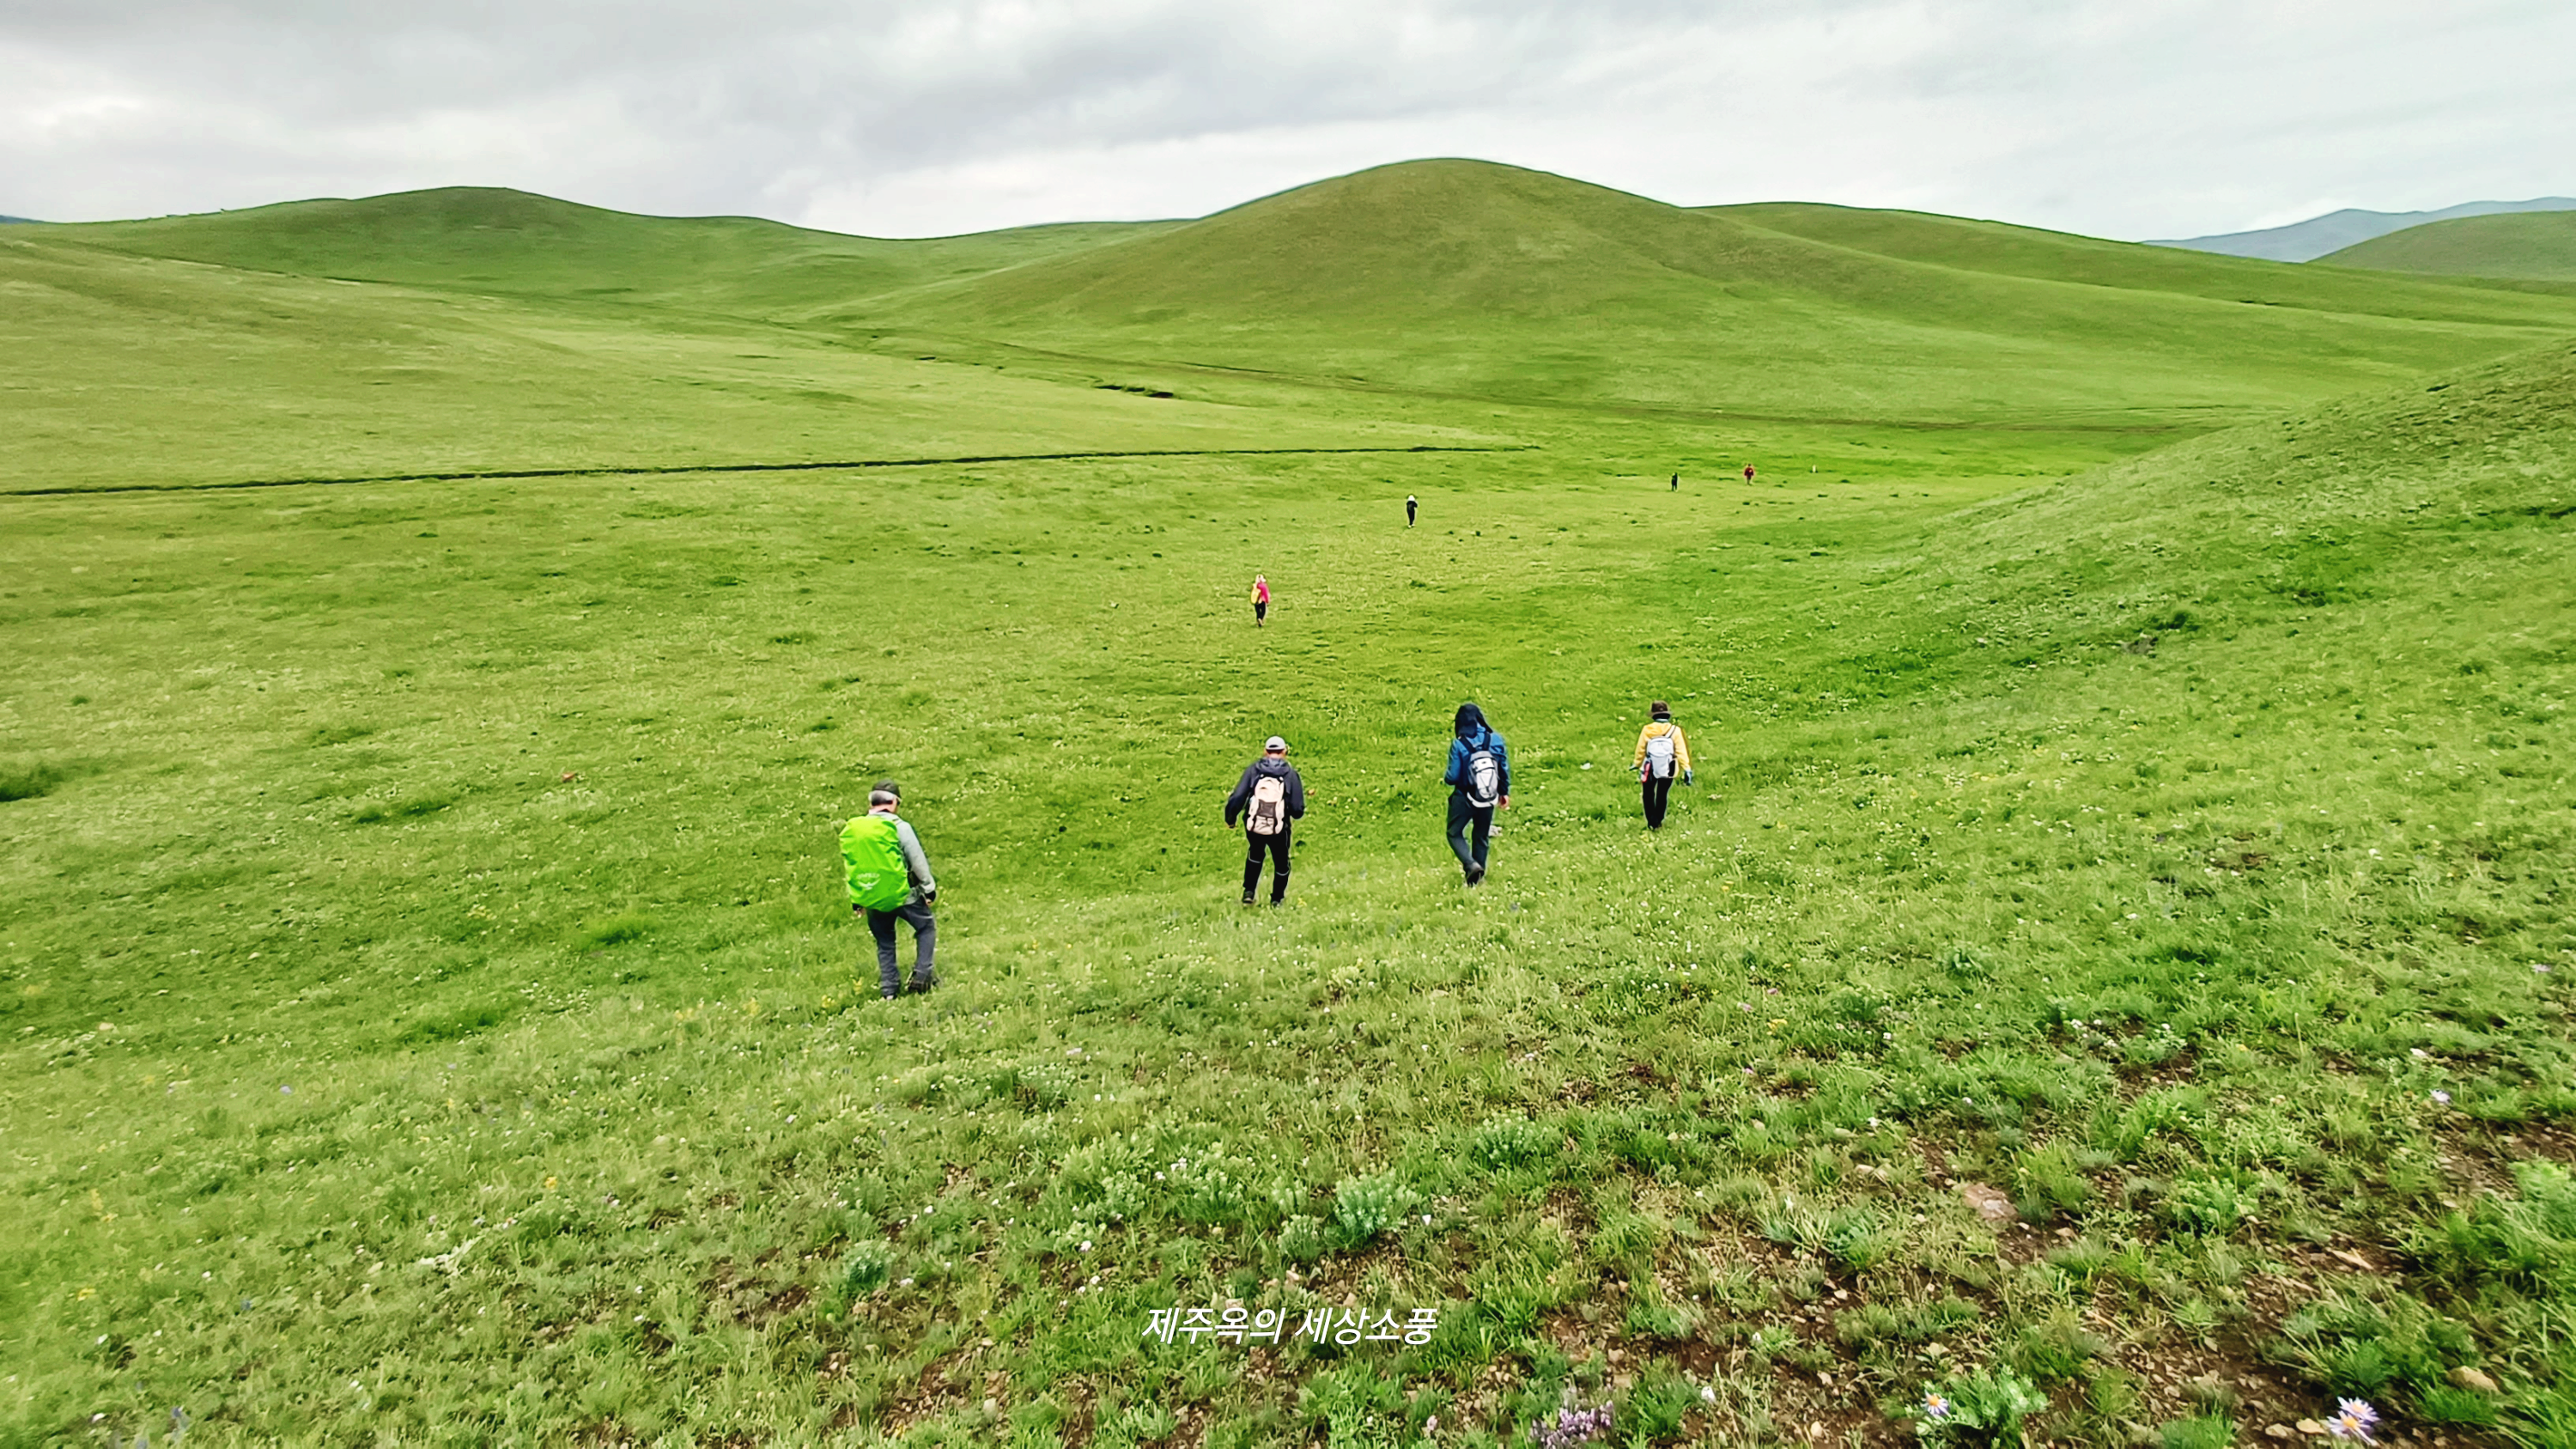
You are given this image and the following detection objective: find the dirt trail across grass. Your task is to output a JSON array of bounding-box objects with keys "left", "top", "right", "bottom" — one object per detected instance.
[{"left": 0, "top": 444, "right": 1522, "bottom": 496}]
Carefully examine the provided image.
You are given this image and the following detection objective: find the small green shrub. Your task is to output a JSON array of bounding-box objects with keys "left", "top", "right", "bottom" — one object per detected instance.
[
  {"left": 2414, "top": 1385, "right": 2499, "bottom": 1427},
  {"left": 2413, "top": 1160, "right": 2576, "bottom": 1297},
  {"left": 1622, "top": 1279, "right": 1697, "bottom": 1341},
  {"left": 0, "top": 762, "right": 66, "bottom": 802},
  {"left": 1331, "top": 1172, "right": 1418, "bottom": 1246},
  {"left": 2157, "top": 1413, "right": 2233, "bottom": 1449},
  {"left": 1916, "top": 1367, "right": 2048, "bottom": 1446},
  {"left": 2273, "top": 1289, "right": 2476, "bottom": 1403},
  {"left": 2010, "top": 1310, "right": 2108, "bottom": 1384},
  {"left": 993, "top": 1062, "right": 1074, "bottom": 1110},
  {"left": 1279, "top": 1215, "right": 1330, "bottom": 1263},
  {"left": 576, "top": 914, "right": 657, "bottom": 949},
  {"left": 838, "top": 1239, "right": 895, "bottom": 1299},
  {"left": 1842, "top": 1296, "right": 1983, "bottom": 1354},
  {"left": 1170, "top": 1150, "right": 1250, "bottom": 1225},
  {"left": 2011, "top": 1141, "right": 2097, "bottom": 1223},
  {"left": 393, "top": 1002, "right": 507, "bottom": 1045},
  {"left": 1104, "top": 1401, "right": 1177, "bottom": 1443},
  {"left": 1470, "top": 1113, "right": 1558, "bottom": 1171},
  {"left": 353, "top": 791, "right": 455, "bottom": 824},
  {"left": 2164, "top": 1172, "right": 2254, "bottom": 1236},
  {"left": 1298, "top": 1361, "right": 1405, "bottom": 1447},
  {"left": 1825, "top": 1205, "right": 1899, "bottom": 1270},
  {"left": 1625, "top": 1369, "right": 1702, "bottom": 1440}
]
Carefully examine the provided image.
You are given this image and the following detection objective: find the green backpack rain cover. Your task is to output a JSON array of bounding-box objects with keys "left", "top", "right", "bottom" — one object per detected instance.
[{"left": 840, "top": 814, "right": 912, "bottom": 910}]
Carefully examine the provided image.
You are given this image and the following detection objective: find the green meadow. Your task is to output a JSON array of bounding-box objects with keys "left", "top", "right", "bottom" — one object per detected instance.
[{"left": 3, "top": 160, "right": 2575, "bottom": 1448}]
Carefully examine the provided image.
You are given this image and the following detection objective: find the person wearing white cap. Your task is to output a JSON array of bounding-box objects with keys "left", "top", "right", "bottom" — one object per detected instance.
[{"left": 1223, "top": 735, "right": 1307, "bottom": 904}]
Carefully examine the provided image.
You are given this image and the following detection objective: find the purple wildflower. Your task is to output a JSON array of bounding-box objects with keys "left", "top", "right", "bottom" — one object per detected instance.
[
  {"left": 1530, "top": 1401, "right": 1614, "bottom": 1448},
  {"left": 1923, "top": 1391, "right": 1953, "bottom": 1420},
  {"left": 2327, "top": 1398, "right": 2379, "bottom": 1444}
]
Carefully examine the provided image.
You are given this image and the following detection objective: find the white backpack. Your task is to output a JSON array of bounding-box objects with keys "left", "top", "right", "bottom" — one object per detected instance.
[
  {"left": 1644, "top": 728, "right": 1677, "bottom": 779},
  {"left": 1462, "top": 745, "right": 1503, "bottom": 807},
  {"left": 1247, "top": 773, "right": 1290, "bottom": 835}
]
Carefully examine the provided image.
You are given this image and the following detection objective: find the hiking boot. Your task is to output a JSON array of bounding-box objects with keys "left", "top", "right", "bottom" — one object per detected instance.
[
  {"left": 1465, "top": 864, "right": 1485, "bottom": 886},
  {"left": 1242, "top": 891, "right": 1257, "bottom": 905}
]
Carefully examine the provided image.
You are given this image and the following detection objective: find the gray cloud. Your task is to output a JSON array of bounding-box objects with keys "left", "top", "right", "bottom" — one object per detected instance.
[{"left": 1, "top": 0, "right": 2567, "bottom": 240}]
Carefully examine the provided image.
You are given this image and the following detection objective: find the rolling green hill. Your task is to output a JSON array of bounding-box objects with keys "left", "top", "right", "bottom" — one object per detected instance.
[
  {"left": 2324, "top": 209, "right": 2576, "bottom": 283},
  {"left": 0, "top": 221, "right": 1461, "bottom": 492},
  {"left": 33, "top": 162, "right": 2576, "bottom": 445},
  {"left": 52, "top": 186, "right": 1182, "bottom": 318},
  {"left": 1710, "top": 200, "right": 2557, "bottom": 316},
  {"left": 879, "top": 160, "right": 2576, "bottom": 427}
]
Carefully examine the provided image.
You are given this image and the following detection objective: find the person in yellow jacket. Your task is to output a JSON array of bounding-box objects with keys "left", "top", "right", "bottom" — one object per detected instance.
[{"left": 1632, "top": 701, "right": 1692, "bottom": 831}]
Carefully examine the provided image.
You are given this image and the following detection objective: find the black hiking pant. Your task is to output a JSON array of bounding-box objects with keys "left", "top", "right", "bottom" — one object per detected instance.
[
  {"left": 1243, "top": 828, "right": 1291, "bottom": 903},
  {"left": 863, "top": 899, "right": 936, "bottom": 996},
  {"left": 1642, "top": 773, "right": 1674, "bottom": 830},
  {"left": 1446, "top": 794, "right": 1494, "bottom": 879}
]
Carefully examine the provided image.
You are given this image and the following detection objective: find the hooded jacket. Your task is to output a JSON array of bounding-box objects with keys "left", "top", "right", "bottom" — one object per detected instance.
[
  {"left": 1443, "top": 704, "right": 1510, "bottom": 800},
  {"left": 1224, "top": 756, "right": 1306, "bottom": 830}
]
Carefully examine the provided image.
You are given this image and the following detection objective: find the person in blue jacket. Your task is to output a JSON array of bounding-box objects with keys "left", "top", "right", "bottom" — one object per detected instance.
[{"left": 1443, "top": 701, "right": 1510, "bottom": 885}]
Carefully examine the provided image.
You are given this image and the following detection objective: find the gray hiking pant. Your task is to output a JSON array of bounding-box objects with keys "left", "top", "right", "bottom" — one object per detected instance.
[{"left": 863, "top": 899, "right": 936, "bottom": 995}]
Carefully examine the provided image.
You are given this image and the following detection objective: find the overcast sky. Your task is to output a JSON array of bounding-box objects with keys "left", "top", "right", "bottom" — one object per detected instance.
[{"left": 4, "top": 0, "right": 2570, "bottom": 240}]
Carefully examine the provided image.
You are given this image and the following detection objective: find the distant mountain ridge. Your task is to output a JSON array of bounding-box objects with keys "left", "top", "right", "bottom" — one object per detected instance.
[
  {"left": 0, "top": 215, "right": 42, "bottom": 224},
  {"left": 2151, "top": 198, "right": 2576, "bottom": 263}
]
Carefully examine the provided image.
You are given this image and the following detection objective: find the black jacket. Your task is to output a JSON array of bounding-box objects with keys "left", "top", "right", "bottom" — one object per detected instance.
[{"left": 1224, "top": 757, "right": 1307, "bottom": 830}]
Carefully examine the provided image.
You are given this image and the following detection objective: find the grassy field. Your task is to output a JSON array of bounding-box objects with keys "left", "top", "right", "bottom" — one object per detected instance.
[
  {"left": 2324, "top": 213, "right": 2576, "bottom": 284},
  {"left": 5, "top": 167, "right": 2576, "bottom": 1448}
]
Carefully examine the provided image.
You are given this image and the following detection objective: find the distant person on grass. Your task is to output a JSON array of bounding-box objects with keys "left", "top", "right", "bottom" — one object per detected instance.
[
  {"left": 1252, "top": 574, "right": 1271, "bottom": 627},
  {"left": 841, "top": 781, "right": 937, "bottom": 999},
  {"left": 1443, "top": 702, "right": 1510, "bottom": 885},
  {"left": 1224, "top": 735, "right": 1306, "bottom": 904},
  {"left": 1743, "top": 464, "right": 1756, "bottom": 484},
  {"left": 1633, "top": 701, "right": 1693, "bottom": 831},
  {"left": 1671, "top": 473, "right": 1679, "bottom": 491},
  {"left": 1406, "top": 495, "right": 1419, "bottom": 526}
]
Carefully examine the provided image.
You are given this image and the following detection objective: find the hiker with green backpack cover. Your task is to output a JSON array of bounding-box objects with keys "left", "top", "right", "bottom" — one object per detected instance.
[{"left": 841, "top": 781, "right": 938, "bottom": 999}]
